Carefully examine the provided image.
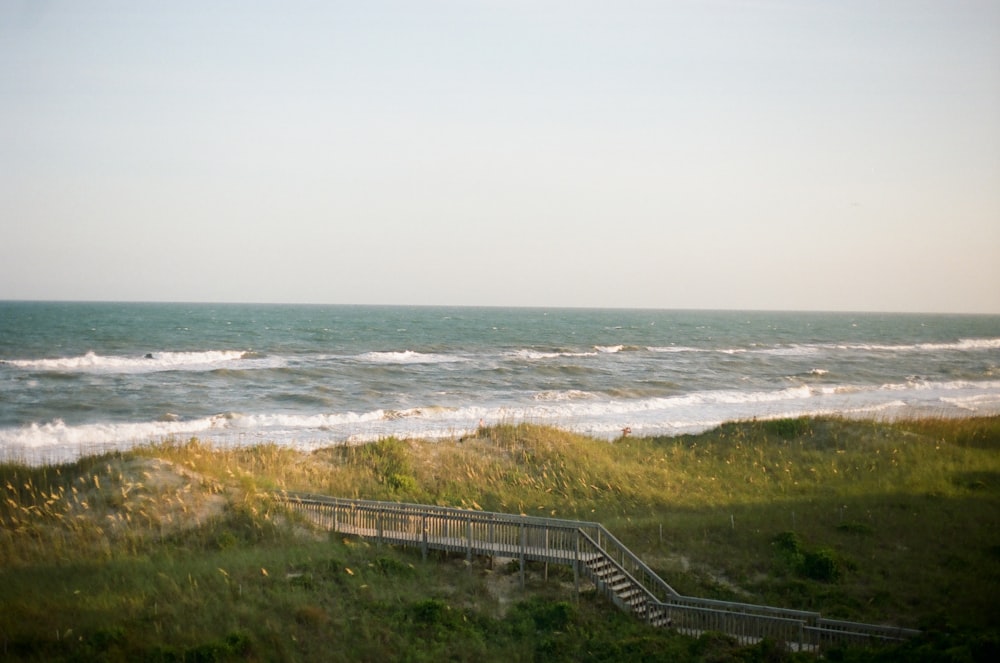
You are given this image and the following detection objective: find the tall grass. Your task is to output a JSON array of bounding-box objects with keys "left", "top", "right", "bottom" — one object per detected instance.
[
  {"left": 1, "top": 416, "right": 998, "bottom": 660},
  {"left": 300, "top": 417, "right": 1000, "bottom": 629}
]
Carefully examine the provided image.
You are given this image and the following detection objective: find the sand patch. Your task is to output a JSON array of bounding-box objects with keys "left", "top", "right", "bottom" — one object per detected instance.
[{"left": 73, "top": 456, "right": 228, "bottom": 537}]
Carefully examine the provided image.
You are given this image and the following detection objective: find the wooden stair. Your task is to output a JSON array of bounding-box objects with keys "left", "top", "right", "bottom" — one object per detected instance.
[{"left": 584, "top": 554, "right": 672, "bottom": 628}]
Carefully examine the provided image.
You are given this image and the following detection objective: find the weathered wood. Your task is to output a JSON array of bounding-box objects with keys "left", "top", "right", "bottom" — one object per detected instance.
[{"left": 277, "top": 492, "right": 918, "bottom": 651}]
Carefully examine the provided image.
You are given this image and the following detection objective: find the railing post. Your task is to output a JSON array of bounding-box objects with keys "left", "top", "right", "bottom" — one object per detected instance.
[
  {"left": 520, "top": 523, "right": 526, "bottom": 590},
  {"left": 421, "top": 514, "right": 428, "bottom": 561},
  {"left": 489, "top": 517, "right": 495, "bottom": 566},
  {"left": 377, "top": 508, "right": 383, "bottom": 548},
  {"left": 573, "top": 529, "right": 580, "bottom": 598},
  {"left": 544, "top": 526, "right": 549, "bottom": 581},
  {"left": 467, "top": 516, "right": 473, "bottom": 562}
]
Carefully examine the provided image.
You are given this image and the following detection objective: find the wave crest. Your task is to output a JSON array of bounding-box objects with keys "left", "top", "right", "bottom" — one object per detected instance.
[
  {"left": 2, "top": 350, "right": 265, "bottom": 373},
  {"left": 356, "top": 351, "right": 466, "bottom": 364}
]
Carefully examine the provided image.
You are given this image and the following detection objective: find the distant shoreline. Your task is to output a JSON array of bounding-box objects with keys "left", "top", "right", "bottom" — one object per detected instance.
[{"left": 3, "top": 299, "right": 1000, "bottom": 316}]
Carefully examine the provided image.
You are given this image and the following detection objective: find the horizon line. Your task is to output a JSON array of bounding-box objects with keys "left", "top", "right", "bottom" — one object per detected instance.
[{"left": 1, "top": 298, "right": 997, "bottom": 317}]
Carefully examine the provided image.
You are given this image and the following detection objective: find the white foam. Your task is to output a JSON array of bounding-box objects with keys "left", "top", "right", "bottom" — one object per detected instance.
[
  {"left": 5, "top": 377, "right": 1000, "bottom": 465},
  {"left": 0, "top": 416, "right": 222, "bottom": 450},
  {"left": 940, "top": 393, "right": 1000, "bottom": 411},
  {"left": 2, "top": 350, "right": 270, "bottom": 373},
  {"left": 643, "top": 337, "right": 1000, "bottom": 357},
  {"left": 356, "top": 351, "right": 466, "bottom": 364},
  {"left": 835, "top": 338, "right": 1000, "bottom": 353},
  {"left": 753, "top": 345, "right": 821, "bottom": 357},
  {"left": 507, "top": 349, "right": 597, "bottom": 360},
  {"left": 879, "top": 378, "right": 1000, "bottom": 392},
  {"left": 533, "top": 390, "right": 597, "bottom": 402}
]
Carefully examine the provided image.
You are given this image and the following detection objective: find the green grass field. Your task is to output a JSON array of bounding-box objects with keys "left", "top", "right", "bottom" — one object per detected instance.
[{"left": 2, "top": 416, "right": 998, "bottom": 661}]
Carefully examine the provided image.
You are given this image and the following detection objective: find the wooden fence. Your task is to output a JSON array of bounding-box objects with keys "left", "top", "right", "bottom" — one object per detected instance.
[{"left": 278, "top": 492, "right": 920, "bottom": 651}]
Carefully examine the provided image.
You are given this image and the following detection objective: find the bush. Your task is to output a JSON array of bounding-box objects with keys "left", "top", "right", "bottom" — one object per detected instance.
[
  {"left": 528, "top": 600, "right": 575, "bottom": 632},
  {"left": 773, "top": 531, "right": 802, "bottom": 554},
  {"left": 802, "top": 548, "right": 841, "bottom": 582},
  {"left": 358, "top": 438, "right": 418, "bottom": 493},
  {"left": 412, "top": 598, "right": 452, "bottom": 626},
  {"left": 773, "top": 531, "right": 842, "bottom": 583}
]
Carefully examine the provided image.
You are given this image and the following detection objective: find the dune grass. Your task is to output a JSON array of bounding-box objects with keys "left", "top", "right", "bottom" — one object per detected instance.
[{"left": 1, "top": 416, "right": 998, "bottom": 661}]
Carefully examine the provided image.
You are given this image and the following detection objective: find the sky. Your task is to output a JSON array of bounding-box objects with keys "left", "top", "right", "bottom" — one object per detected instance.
[{"left": 1, "top": 1, "right": 998, "bottom": 313}]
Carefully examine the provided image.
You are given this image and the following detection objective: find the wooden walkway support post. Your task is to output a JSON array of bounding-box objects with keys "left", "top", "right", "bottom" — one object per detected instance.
[
  {"left": 544, "top": 526, "right": 550, "bottom": 581},
  {"left": 421, "top": 514, "right": 428, "bottom": 561},
  {"left": 466, "top": 516, "right": 473, "bottom": 562},
  {"left": 573, "top": 529, "right": 580, "bottom": 597},
  {"left": 520, "top": 522, "right": 526, "bottom": 590}
]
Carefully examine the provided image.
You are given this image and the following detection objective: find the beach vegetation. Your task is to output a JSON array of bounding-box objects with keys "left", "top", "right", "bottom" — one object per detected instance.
[{"left": 1, "top": 416, "right": 998, "bottom": 660}]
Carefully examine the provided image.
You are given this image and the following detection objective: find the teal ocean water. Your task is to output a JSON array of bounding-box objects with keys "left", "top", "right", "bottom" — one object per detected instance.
[{"left": 2, "top": 302, "right": 999, "bottom": 464}]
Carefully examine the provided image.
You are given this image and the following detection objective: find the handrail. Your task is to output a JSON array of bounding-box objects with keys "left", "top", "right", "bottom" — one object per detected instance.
[
  {"left": 815, "top": 617, "right": 921, "bottom": 641},
  {"left": 588, "top": 522, "right": 680, "bottom": 600},
  {"left": 577, "top": 528, "right": 663, "bottom": 616},
  {"left": 282, "top": 491, "right": 604, "bottom": 530},
  {"left": 277, "top": 491, "right": 918, "bottom": 649},
  {"left": 280, "top": 492, "right": 680, "bottom": 598},
  {"left": 664, "top": 594, "right": 820, "bottom": 622}
]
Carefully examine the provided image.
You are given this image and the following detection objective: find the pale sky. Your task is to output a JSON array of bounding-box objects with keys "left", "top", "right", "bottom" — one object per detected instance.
[{"left": 2, "top": 1, "right": 998, "bottom": 313}]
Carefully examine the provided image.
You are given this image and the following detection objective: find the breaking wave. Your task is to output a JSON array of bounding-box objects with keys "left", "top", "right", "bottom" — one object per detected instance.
[
  {"left": 1, "top": 350, "right": 274, "bottom": 373},
  {"left": 834, "top": 338, "right": 1000, "bottom": 353},
  {"left": 508, "top": 348, "right": 597, "bottom": 360},
  {"left": 355, "top": 351, "right": 467, "bottom": 364}
]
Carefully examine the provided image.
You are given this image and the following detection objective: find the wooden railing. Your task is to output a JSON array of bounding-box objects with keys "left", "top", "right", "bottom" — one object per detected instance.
[
  {"left": 278, "top": 492, "right": 919, "bottom": 651},
  {"left": 280, "top": 492, "right": 679, "bottom": 601}
]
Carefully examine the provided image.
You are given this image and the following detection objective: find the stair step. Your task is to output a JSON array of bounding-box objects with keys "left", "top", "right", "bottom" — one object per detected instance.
[{"left": 627, "top": 596, "right": 646, "bottom": 609}]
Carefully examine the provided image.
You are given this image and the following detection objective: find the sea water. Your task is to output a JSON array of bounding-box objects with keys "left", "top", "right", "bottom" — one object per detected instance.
[{"left": 1, "top": 302, "right": 998, "bottom": 464}]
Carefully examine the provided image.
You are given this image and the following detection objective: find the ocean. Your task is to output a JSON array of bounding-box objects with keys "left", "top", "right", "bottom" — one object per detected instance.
[{"left": 1, "top": 302, "right": 999, "bottom": 464}]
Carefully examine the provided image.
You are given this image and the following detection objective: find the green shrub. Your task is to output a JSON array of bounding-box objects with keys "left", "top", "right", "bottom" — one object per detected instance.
[
  {"left": 529, "top": 600, "right": 575, "bottom": 631},
  {"left": 802, "top": 548, "right": 841, "bottom": 582},
  {"left": 774, "top": 531, "right": 843, "bottom": 583},
  {"left": 412, "top": 598, "right": 452, "bottom": 626},
  {"left": 773, "top": 531, "right": 803, "bottom": 554},
  {"left": 386, "top": 472, "right": 417, "bottom": 492}
]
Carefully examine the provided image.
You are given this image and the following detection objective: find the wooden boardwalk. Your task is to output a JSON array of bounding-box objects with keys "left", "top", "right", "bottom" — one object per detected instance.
[{"left": 278, "top": 492, "right": 919, "bottom": 651}]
